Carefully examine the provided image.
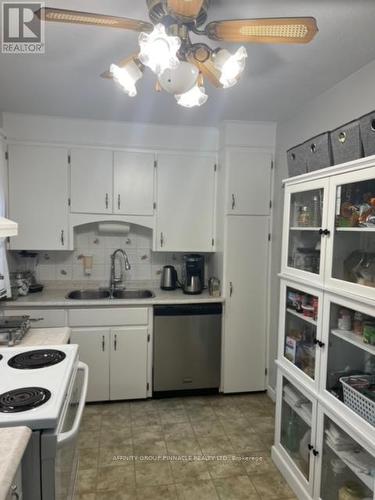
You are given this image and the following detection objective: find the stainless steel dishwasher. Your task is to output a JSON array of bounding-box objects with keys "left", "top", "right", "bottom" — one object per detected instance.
[{"left": 153, "top": 303, "right": 222, "bottom": 394}]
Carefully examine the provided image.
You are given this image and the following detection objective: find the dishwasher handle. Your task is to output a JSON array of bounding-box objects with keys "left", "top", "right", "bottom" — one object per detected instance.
[{"left": 154, "top": 303, "right": 222, "bottom": 316}]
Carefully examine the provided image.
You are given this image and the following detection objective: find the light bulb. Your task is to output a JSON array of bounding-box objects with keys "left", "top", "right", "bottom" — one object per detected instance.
[
  {"left": 138, "top": 23, "right": 181, "bottom": 76},
  {"left": 175, "top": 84, "right": 208, "bottom": 108},
  {"left": 213, "top": 46, "right": 247, "bottom": 88},
  {"left": 110, "top": 61, "right": 143, "bottom": 97},
  {"left": 158, "top": 62, "right": 198, "bottom": 95}
]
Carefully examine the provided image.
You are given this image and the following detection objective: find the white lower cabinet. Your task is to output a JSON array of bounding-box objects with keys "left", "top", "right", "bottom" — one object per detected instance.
[
  {"left": 70, "top": 321, "right": 150, "bottom": 402},
  {"left": 273, "top": 367, "right": 375, "bottom": 500},
  {"left": 222, "top": 216, "right": 269, "bottom": 392},
  {"left": 110, "top": 327, "right": 148, "bottom": 400},
  {"left": 70, "top": 328, "right": 110, "bottom": 402}
]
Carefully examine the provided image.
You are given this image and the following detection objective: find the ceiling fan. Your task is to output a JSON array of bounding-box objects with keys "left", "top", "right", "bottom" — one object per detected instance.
[{"left": 37, "top": 0, "right": 318, "bottom": 108}]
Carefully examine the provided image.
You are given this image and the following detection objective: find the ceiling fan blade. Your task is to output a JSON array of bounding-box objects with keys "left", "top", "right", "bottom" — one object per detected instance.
[
  {"left": 167, "top": 0, "right": 204, "bottom": 20},
  {"left": 187, "top": 54, "right": 222, "bottom": 88},
  {"left": 36, "top": 7, "right": 153, "bottom": 33},
  {"left": 206, "top": 17, "right": 318, "bottom": 44},
  {"left": 100, "top": 55, "right": 139, "bottom": 79}
]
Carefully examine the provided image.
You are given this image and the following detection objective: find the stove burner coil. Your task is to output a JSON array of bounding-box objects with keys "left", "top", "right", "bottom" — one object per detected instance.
[
  {"left": 8, "top": 349, "right": 66, "bottom": 369},
  {"left": 0, "top": 387, "right": 51, "bottom": 413}
]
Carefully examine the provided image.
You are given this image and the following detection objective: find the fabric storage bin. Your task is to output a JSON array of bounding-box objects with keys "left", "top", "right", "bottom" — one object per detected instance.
[
  {"left": 305, "top": 132, "right": 333, "bottom": 172},
  {"left": 331, "top": 120, "right": 363, "bottom": 165},
  {"left": 359, "top": 110, "right": 375, "bottom": 157},
  {"left": 287, "top": 142, "right": 308, "bottom": 177}
]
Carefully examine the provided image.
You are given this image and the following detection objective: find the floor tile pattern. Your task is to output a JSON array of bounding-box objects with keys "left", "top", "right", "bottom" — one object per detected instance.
[{"left": 75, "top": 393, "right": 297, "bottom": 500}]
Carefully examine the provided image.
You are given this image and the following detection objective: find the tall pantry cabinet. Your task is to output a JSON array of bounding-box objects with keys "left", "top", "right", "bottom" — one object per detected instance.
[{"left": 216, "top": 143, "right": 274, "bottom": 393}]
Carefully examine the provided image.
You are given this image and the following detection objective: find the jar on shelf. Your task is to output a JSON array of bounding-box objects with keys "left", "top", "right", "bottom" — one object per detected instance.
[
  {"left": 353, "top": 312, "right": 364, "bottom": 336},
  {"left": 337, "top": 309, "right": 352, "bottom": 331},
  {"left": 297, "top": 206, "right": 311, "bottom": 227}
]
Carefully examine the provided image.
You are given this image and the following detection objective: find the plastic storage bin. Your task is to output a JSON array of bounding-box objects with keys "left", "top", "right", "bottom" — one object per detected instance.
[
  {"left": 287, "top": 142, "right": 308, "bottom": 178},
  {"left": 331, "top": 120, "right": 363, "bottom": 165},
  {"left": 305, "top": 132, "right": 333, "bottom": 172},
  {"left": 359, "top": 110, "right": 375, "bottom": 157},
  {"left": 340, "top": 375, "right": 375, "bottom": 426}
]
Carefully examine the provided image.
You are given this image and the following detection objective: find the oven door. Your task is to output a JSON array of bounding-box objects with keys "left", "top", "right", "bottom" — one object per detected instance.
[{"left": 41, "top": 361, "right": 88, "bottom": 500}]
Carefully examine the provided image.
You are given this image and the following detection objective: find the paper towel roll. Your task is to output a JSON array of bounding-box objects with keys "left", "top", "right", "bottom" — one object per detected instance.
[{"left": 97, "top": 222, "right": 130, "bottom": 235}]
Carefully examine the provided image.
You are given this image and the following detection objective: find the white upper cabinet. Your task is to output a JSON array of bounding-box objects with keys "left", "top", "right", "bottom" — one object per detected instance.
[
  {"left": 8, "top": 144, "right": 69, "bottom": 250},
  {"left": 114, "top": 151, "right": 155, "bottom": 216},
  {"left": 226, "top": 149, "right": 273, "bottom": 215},
  {"left": 155, "top": 153, "right": 216, "bottom": 252},
  {"left": 70, "top": 148, "right": 113, "bottom": 214}
]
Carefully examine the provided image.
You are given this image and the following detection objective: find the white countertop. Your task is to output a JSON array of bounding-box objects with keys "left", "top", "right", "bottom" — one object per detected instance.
[
  {"left": 19, "top": 327, "right": 71, "bottom": 346},
  {"left": 0, "top": 427, "right": 31, "bottom": 500},
  {"left": 3, "top": 287, "right": 224, "bottom": 308}
]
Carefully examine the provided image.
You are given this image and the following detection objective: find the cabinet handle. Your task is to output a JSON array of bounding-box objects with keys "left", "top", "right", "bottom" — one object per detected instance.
[
  {"left": 102, "top": 335, "right": 105, "bottom": 352},
  {"left": 312, "top": 449, "right": 319, "bottom": 457},
  {"left": 323, "top": 229, "right": 330, "bottom": 236},
  {"left": 231, "top": 194, "right": 236, "bottom": 210},
  {"left": 118, "top": 194, "right": 121, "bottom": 210},
  {"left": 105, "top": 193, "right": 109, "bottom": 209},
  {"left": 160, "top": 232, "right": 164, "bottom": 248},
  {"left": 313, "top": 339, "right": 325, "bottom": 348},
  {"left": 318, "top": 229, "right": 324, "bottom": 235},
  {"left": 114, "top": 334, "right": 117, "bottom": 351},
  {"left": 60, "top": 230, "right": 64, "bottom": 246},
  {"left": 10, "top": 485, "right": 19, "bottom": 499},
  {"left": 229, "top": 281, "right": 233, "bottom": 297},
  {"left": 308, "top": 444, "right": 314, "bottom": 451}
]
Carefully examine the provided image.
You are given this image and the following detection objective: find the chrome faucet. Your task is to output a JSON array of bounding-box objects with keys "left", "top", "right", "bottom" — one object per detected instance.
[{"left": 110, "top": 249, "right": 131, "bottom": 293}]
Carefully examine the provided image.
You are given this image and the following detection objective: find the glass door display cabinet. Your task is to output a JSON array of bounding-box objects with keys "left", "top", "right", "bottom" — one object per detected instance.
[
  {"left": 320, "top": 292, "right": 375, "bottom": 438},
  {"left": 279, "top": 280, "right": 324, "bottom": 389},
  {"left": 315, "top": 407, "right": 375, "bottom": 500},
  {"left": 282, "top": 179, "right": 330, "bottom": 285},
  {"left": 326, "top": 166, "right": 375, "bottom": 300},
  {"left": 274, "top": 369, "right": 317, "bottom": 498}
]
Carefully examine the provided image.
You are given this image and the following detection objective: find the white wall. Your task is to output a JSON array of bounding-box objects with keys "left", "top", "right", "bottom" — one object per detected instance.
[
  {"left": 269, "top": 58, "right": 375, "bottom": 389},
  {"left": 3, "top": 113, "right": 219, "bottom": 152}
]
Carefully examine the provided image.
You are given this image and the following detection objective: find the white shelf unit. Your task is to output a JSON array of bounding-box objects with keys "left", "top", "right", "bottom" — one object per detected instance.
[{"left": 274, "top": 155, "right": 375, "bottom": 500}]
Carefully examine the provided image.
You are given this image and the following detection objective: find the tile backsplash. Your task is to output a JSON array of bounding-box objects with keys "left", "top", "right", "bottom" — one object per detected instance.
[{"left": 7, "top": 223, "right": 201, "bottom": 286}]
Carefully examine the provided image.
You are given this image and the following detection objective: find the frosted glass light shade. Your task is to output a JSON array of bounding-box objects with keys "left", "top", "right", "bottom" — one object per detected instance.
[
  {"left": 175, "top": 84, "right": 208, "bottom": 108},
  {"left": 158, "top": 62, "right": 198, "bottom": 94},
  {"left": 139, "top": 23, "right": 181, "bottom": 76},
  {"left": 110, "top": 61, "right": 143, "bottom": 97},
  {"left": 213, "top": 46, "right": 247, "bottom": 88}
]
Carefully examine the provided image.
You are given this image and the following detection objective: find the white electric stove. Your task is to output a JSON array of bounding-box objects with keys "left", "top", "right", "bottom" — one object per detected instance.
[{"left": 0, "top": 344, "right": 88, "bottom": 500}]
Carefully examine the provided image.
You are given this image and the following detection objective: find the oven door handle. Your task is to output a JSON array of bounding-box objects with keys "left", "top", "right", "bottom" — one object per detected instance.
[{"left": 57, "top": 362, "right": 89, "bottom": 447}]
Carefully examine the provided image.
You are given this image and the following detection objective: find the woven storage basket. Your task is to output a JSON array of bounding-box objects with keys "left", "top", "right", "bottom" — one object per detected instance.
[{"left": 340, "top": 375, "right": 375, "bottom": 426}]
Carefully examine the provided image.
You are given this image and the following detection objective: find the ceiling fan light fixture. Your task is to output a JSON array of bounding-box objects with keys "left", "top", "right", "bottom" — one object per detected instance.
[
  {"left": 138, "top": 23, "right": 181, "bottom": 76},
  {"left": 175, "top": 83, "right": 208, "bottom": 108},
  {"left": 158, "top": 61, "right": 199, "bottom": 95},
  {"left": 213, "top": 46, "right": 248, "bottom": 88},
  {"left": 110, "top": 61, "right": 143, "bottom": 97}
]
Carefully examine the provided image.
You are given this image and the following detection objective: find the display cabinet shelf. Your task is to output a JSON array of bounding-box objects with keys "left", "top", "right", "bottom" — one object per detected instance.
[
  {"left": 286, "top": 308, "right": 317, "bottom": 327},
  {"left": 335, "top": 227, "right": 375, "bottom": 232},
  {"left": 325, "top": 439, "right": 374, "bottom": 492},
  {"left": 331, "top": 328, "right": 375, "bottom": 355},
  {"left": 290, "top": 227, "right": 320, "bottom": 231}
]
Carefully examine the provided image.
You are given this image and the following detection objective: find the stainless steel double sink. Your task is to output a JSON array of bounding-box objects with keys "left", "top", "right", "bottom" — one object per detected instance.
[{"left": 66, "top": 289, "right": 154, "bottom": 300}]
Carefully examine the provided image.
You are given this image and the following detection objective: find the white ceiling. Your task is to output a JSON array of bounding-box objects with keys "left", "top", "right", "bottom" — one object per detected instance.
[{"left": 1, "top": 0, "right": 375, "bottom": 126}]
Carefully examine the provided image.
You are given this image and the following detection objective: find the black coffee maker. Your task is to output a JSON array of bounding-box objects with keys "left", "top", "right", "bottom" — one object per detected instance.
[{"left": 182, "top": 254, "right": 204, "bottom": 295}]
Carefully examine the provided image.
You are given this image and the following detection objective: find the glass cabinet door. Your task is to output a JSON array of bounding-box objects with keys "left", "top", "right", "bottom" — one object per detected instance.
[
  {"left": 276, "top": 372, "right": 316, "bottom": 495},
  {"left": 282, "top": 179, "right": 329, "bottom": 283},
  {"left": 317, "top": 412, "right": 375, "bottom": 500},
  {"left": 280, "top": 282, "right": 322, "bottom": 386},
  {"left": 321, "top": 294, "right": 375, "bottom": 432},
  {"left": 326, "top": 166, "right": 375, "bottom": 300}
]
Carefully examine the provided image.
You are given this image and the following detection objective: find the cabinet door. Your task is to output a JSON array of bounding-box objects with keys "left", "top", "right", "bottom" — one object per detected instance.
[
  {"left": 325, "top": 165, "right": 375, "bottom": 301},
  {"left": 278, "top": 280, "right": 323, "bottom": 391},
  {"left": 274, "top": 370, "right": 317, "bottom": 498},
  {"left": 110, "top": 327, "right": 148, "bottom": 400},
  {"left": 320, "top": 292, "right": 375, "bottom": 440},
  {"left": 8, "top": 145, "right": 69, "bottom": 250},
  {"left": 223, "top": 216, "right": 269, "bottom": 392},
  {"left": 156, "top": 153, "right": 216, "bottom": 252},
  {"left": 314, "top": 406, "right": 375, "bottom": 500},
  {"left": 70, "top": 328, "right": 110, "bottom": 402},
  {"left": 226, "top": 150, "right": 273, "bottom": 215},
  {"left": 281, "top": 178, "right": 330, "bottom": 285},
  {"left": 114, "top": 151, "right": 155, "bottom": 215},
  {"left": 70, "top": 148, "right": 113, "bottom": 214}
]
